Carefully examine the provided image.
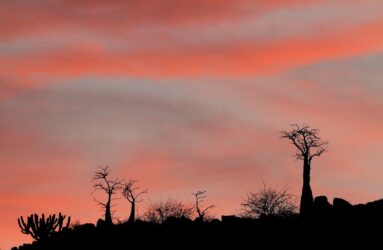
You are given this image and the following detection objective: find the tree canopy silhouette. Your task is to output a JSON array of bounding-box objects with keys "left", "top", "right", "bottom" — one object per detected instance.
[
  {"left": 281, "top": 124, "right": 328, "bottom": 216},
  {"left": 92, "top": 166, "right": 123, "bottom": 225}
]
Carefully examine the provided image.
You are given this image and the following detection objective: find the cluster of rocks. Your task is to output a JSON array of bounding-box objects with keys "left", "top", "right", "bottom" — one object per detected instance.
[{"left": 312, "top": 196, "right": 383, "bottom": 223}]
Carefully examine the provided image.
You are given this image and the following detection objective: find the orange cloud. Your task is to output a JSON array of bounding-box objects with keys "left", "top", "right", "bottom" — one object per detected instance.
[
  {"left": 0, "top": 0, "right": 325, "bottom": 40},
  {"left": 1, "top": 17, "right": 383, "bottom": 82}
]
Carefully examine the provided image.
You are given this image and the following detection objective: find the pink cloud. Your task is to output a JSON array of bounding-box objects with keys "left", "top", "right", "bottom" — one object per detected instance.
[
  {"left": 0, "top": 0, "right": 326, "bottom": 40},
  {"left": 1, "top": 17, "right": 383, "bottom": 84}
]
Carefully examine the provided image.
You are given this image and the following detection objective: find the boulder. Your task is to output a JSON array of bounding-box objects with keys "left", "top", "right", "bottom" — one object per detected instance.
[
  {"left": 221, "top": 215, "right": 240, "bottom": 223},
  {"left": 365, "top": 199, "right": 383, "bottom": 208},
  {"left": 209, "top": 218, "right": 221, "bottom": 225},
  {"left": 314, "top": 196, "right": 332, "bottom": 209},
  {"left": 164, "top": 216, "right": 192, "bottom": 225},
  {"left": 333, "top": 198, "right": 352, "bottom": 209}
]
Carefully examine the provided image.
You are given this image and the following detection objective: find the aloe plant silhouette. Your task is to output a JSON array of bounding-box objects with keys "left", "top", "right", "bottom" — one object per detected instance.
[{"left": 18, "top": 213, "right": 71, "bottom": 240}]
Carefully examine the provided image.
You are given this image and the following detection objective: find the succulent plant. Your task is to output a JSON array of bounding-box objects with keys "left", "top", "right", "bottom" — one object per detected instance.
[{"left": 18, "top": 213, "right": 71, "bottom": 240}]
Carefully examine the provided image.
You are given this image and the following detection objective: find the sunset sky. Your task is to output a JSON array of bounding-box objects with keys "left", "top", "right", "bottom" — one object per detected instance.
[{"left": 1, "top": 0, "right": 383, "bottom": 248}]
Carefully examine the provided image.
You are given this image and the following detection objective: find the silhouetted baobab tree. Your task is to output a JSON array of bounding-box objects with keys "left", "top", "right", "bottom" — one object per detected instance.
[
  {"left": 192, "top": 191, "right": 215, "bottom": 222},
  {"left": 241, "top": 184, "right": 297, "bottom": 218},
  {"left": 281, "top": 124, "right": 328, "bottom": 216},
  {"left": 121, "top": 180, "right": 147, "bottom": 223},
  {"left": 92, "top": 166, "right": 122, "bottom": 225}
]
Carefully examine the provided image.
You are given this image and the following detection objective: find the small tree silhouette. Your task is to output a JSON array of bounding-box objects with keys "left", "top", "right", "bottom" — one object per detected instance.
[
  {"left": 143, "top": 198, "right": 194, "bottom": 224},
  {"left": 192, "top": 191, "right": 215, "bottom": 222},
  {"left": 281, "top": 124, "right": 328, "bottom": 217},
  {"left": 121, "top": 180, "right": 147, "bottom": 223},
  {"left": 92, "top": 166, "right": 122, "bottom": 225},
  {"left": 18, "top": 213, "right": 71, "bottom": 241},
  {"left": 241, "top": 184, "right": 297, "bottom": 218}
]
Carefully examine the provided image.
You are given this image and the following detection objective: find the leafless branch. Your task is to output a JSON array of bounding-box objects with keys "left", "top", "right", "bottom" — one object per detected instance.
[
  {"left": 121, "top": 179, "right": 147, "bottom": 204},
  {"left": 280, "top": 124, "right": 328, "bottom": 161},
  {"left": 192, "top": 190, "right": 215, "bottom": 221}
]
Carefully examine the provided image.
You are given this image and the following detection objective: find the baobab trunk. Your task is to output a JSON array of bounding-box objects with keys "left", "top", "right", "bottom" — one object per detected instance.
[
  {"left": 300, "top": 157, "right": 314, "bottom": 217},
  {"left": 128, "top": 202, "right": 135, "bottom": 223},
  {"left": 105, "top": 196, "right": 113, "bottom": 225}
]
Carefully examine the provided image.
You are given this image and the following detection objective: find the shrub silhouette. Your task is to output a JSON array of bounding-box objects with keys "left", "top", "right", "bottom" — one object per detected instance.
[
  {"left": 143, "top": 198, "right": 194, "bottom": 223},
  {"left": 17, "top": 213, "right": 71, "bottom": 241},
  {"left": 241, "top": 184, "right": 297, "bottom": 218}
]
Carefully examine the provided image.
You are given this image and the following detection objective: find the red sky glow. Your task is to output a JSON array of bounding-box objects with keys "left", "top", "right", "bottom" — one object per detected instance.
[{"left": 1, "top": 0, "right": 383, "bottom": 248}]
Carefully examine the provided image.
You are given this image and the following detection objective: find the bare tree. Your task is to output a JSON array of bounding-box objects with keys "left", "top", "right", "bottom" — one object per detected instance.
[
  {"left": 121, "top": 180, "right": 147, "bottom": 223},
  {"left": 280, "top": 124, "right": 328, "bottom": 216},
  {"left": 92, "top": 166, "right": 123, "bottom": 225},
  {"left": 241, "top": 184, "right": 297, "bottom": 218},
  {"left": 143, "top": 198, "right": 194, "bottom": 224},
  {"left": 192, "top": 191, "right": 215, "bottom": 222}
]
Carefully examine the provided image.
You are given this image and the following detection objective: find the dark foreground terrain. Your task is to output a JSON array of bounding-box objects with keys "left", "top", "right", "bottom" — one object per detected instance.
[{"left": 12, "top": 196, "right": 383, "bottom": 250}]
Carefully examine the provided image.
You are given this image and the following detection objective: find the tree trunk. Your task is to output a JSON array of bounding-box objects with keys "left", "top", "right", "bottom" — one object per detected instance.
[
  {"left": 128, "top": 202, "right": 135, "bottom": 223},
  {"left": 300, "top": 157, "right": 314, "bottom": 217},
  {"left": 105, "top": 195, "right": 113, "bottom": 225}
]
